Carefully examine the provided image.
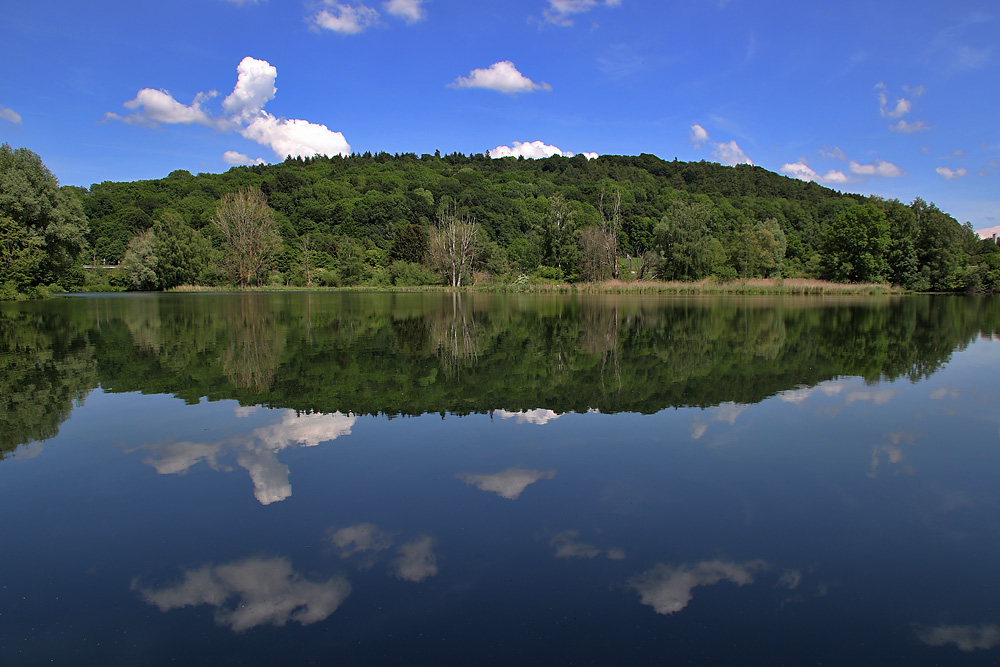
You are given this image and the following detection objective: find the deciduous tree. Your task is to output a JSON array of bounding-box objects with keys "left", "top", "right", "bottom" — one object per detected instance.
[{"left": 213, "top": 187, "right": 279, "bottom": 287}]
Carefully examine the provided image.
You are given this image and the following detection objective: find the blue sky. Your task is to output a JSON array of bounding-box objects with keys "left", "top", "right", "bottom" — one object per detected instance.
[{"left": 2, "top": 0, "right": 998, "bottom": 235}]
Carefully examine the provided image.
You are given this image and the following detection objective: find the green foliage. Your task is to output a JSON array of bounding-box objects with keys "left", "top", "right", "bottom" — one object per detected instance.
[
  {"left": 0, "top": 144, "right": 88, "bottom": 294},
  {"left": 823, "top": 203, "right": 890, "bottom": 283},
  {"left": 120, "top": 228, "right": 158, "bottom": 290},
  {"left": 390, "top": 261, "right": 441, "bottom": 286},
  {"left": 8, "top": 147, "right": 981, "bottom": 292}
]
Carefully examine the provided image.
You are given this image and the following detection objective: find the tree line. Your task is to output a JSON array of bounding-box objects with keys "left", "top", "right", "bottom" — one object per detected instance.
[{"left": 2, "top": 143, "right": 998, "bottom": 298}]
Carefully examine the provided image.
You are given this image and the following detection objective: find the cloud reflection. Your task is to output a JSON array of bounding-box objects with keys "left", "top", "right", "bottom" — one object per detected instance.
[
  {"left": 494, "top": 408, "right": 562, "bottom": 425},
  {"left": 457, "top": 467, "right": 556, "bottom": 499},
  {"left": 392, "top": 535, "right": 439, "bottom": 582},
  {"left": 328, "top": 523, "right": 394, "bottom": 558},
  {"left": 140, "top": 409, "right": 357, "bottom": 505},
  {"left": 133, "top": 556, "right": 351, "bottom": 632},
  {"left": 916, "top": 624, "right": 1000, "bottom": 652},
  {"left": 550, "top": 530, "right": 625, "bottom": 560},
  {"left": 628, "top": 559, "right": 768, "bottom": 615}
]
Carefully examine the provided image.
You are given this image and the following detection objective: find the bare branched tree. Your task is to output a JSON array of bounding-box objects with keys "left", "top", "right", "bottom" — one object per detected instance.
[
  {"left": 429, "top": 203, "right": 478, "bottom": 287},
  {"left": 599, "top": 184, "right": 621, "bottom": 280},
  {"left": 214, "top": 187, "right": 279, "bottom": 288}
]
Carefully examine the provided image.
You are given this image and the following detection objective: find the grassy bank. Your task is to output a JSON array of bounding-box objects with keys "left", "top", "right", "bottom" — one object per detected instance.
[{"left": 160, "top": 279, "right": 906, "bottom": 296}]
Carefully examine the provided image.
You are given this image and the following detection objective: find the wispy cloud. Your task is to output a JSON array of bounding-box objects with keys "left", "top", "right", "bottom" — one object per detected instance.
[
  {"left": 449, "top": 61, "right": 552, "bottom": 94},
  {"left": 312, "top": 2, "right": 380, "bottom": 34},
  {"left": 0, "top": 104, "right": 22, "bottom": 125},
  {"left": 849, "top": 160, "right": 905, "bottom": 178},
  {"left": 383, "top": 0, "right": 426, "bottom": 23},
  {"left": 541, "top": 0, "right": 622, "bottom": 27}
]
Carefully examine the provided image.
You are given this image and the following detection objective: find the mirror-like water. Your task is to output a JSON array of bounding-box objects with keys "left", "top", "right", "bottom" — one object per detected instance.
[{"left": 2, "top": 292, "right": 999, "bottom": 665}]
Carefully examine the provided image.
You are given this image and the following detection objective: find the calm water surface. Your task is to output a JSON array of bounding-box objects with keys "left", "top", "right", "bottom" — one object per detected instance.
[{"left": 2, "top": 292, "right": 999, "bottom": 665}]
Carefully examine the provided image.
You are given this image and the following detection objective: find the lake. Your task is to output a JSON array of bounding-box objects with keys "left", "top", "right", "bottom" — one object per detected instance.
[{"left": 2, "top": 291, "right": 999, "bottom": 665}]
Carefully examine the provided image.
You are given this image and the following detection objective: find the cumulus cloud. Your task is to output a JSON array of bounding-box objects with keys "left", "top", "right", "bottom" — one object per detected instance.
[
  {"left": 489, "top": 143, "right": 597, "bottom": 160},
  {"left": 134, "top": 557, "right": 351, "bottom": 632},
  {"left": 107, "top": 56, "right": 351, "bottom": 160},
  {"left": 457, "top": 467, "right": 556, "bottom": 500},
  {"left": 392, "top": 535, "right": 439, "bottom": 582},
  {"left": 916, "top": 624, "right": 1000, "bottom": 652},
  {"left": 449, "top": 61, "right": 552, "bottom": 94},
  {"left": 712, "top": 140, "right": 752, "bottom": 166},
  {"left": 542, "top": 0, "right": 621, "bottom": 27},
  {"left": 241, "top": 114, "right": 351, "bottom": 160},
  {"left": 936, "top": 166, "right": 967, "bottom": 180},
  {"left": 139, "top": 409, "right": 357, "bottom": 505},
  {"left": 222, "top": 56, "right": 276, "bottom": 120},
  {"left": 383, "top": 0, "right": 425, "bottom": 22},
  {"left": 328, "top": 523, "right": 394, "bottom": 557},
  {"left": 628, "top": 559, "right": 768, "bottom": 615},
  {"left": 106, "top": 89, "right": 221, "bottom": 128},
  {"left": 780, "top": 162, "right": 849, "bottom": 185},
  {"left": 0, "top": 105, "right": 22, "bottom": 125},
  {"left": 223, "top": 150, "right": 265, "bottom": 165},
  {"left": 849, "top": 159, "right": 905, "bottom": 178},
  {"left": 689, "top": 124, "right": 709, "bottom": 147},
  {"left": 494, "top": 408, "right": 563, "bottom": 424},
  {"left": 490, "top": 142, "right": 567, "bottom": 159},
  {"left": 312, "top": 2, "right": 380, "bottom": 34}
]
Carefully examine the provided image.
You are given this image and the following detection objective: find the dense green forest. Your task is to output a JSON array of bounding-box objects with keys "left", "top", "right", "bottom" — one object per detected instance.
[
  {"left": 4, "top": 292, "right": 998, "bottom": 457},
  {"left": 3, "top": 143, "right": 999, "bottom": 298}
]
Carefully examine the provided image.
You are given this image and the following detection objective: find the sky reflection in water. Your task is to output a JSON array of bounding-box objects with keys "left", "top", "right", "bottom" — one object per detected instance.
[{"left": 2, "top": 293, "right": 1000, "bottom": 665}]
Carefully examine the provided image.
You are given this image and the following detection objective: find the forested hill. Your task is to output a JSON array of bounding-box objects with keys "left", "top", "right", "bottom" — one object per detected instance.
[{"left": 3, "top": 144, "right": 998, "bottom": 296}]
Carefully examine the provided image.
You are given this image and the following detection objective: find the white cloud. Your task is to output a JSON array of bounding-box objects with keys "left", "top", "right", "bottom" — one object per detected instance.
[
  {"left": 490, "top": 142, "right": 570, "bottom": 159},
  {"left": 875, "top": 81, "right": 924, "bottom": 119},
  {"left": 628, "top": 559, "right": 768, "bottom": 615},
  {"left": 328, "top": 523, "right": 394, "bottom": 557},
  {"left": 849, "top": 159, "right": 905, "bottom": 178},
  {"left": 0, "top": 105, "right": 22, "bottom": 125},
  {"left": 930, "top": 385, "right": 960, "bottom": 399},
  {"left": 222, "top": 56, "right": 276, "bottom": 121},
  {"left": 241, "top": 113, "right": 351, "bottom": 159},
  {"left": 449, "top": 61, "right": 552, "bottom": 94},
  {"left": 108, "top": 57, "right": 351, "bottom": 160},
  {"left": 383, "top": 0, "right": 425, "bottom": 22},
  {"left": 917, "top": 624, "right": 1000, "bottom": 652},
  {"left": 891, "top": 120, "right": 931, "bottom": 133},
  {"left": 780, "top": 162, "right": 849, "bottom": 185},
  {"left": 392, "top": 535, "right": 438, "bottom": 582},
  {"left": 223, "top": 150, "right": 265, "bottom": 165},
  {"left": 543, "top": 0, "right": 621, "bottom": 27},
  {"left": 712, "top": 140, "right": 752, "bottom": 166},
  {"left": 713, "top": 402, "right": 748, "bottom": 425},
  {"left": 495, "top": 408, "right": 563, "bottom": 424},
  {"left": 457, "top": 467, "right": 556, "bottom": 500},
  {"left": 689, "top": 124, "right": 709, "bottom": 147},
  {"left": 134, "top": 556, "right": 351, "bottom": 632},
  {"left": 312, "top": 2, "right": 380, "bottom": 34},
  {"left": 936, "top": 166, "right": 968, "bottom": 180},
  {"left": 107, "top": 89, "right": 221, "bottom": 128}
]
